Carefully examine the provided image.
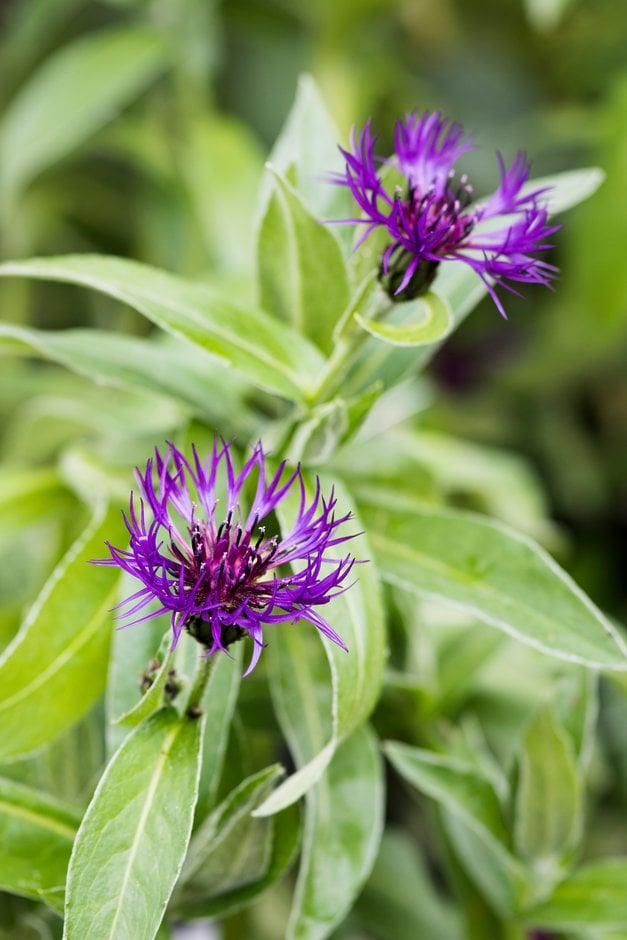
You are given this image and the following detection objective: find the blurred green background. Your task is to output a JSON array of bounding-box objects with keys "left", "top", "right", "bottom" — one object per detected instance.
[{"left": 0, "top": 0, "right": 625, "bottom": 618}]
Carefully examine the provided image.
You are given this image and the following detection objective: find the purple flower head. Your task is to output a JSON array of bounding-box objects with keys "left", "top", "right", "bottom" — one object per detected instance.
[
  {"left": 95, "top": 440, "right": 356, "bottom": 675},
  {"left": 330, "top": 111, "right": 560, "bottom": 316}
]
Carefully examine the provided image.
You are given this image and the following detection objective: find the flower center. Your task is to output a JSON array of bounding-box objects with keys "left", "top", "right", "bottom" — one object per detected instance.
[
  {"left": 380, "top": 172, "right": 476, "bottom": 301},
  {"left": 170, "top": 511, "right": 280, "bottom": 611}
]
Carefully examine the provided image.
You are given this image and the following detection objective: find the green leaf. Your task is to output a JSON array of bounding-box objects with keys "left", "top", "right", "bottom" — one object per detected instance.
[
  {"left": 0, "top": 255, "right": 325, "bottom": 402},
  {"left": 354, "top": 291, "right": 453, "bottom": 347},
  {"left": 366, "top": 504, "right": 627, "bottom": 669},
  {"left": 64, "top": 708, "right": 203, "bottom": 940},
  {"left": 178, "top": 114, "right": 264, "bottom": 275},
  {"left": 256, "top": 484, "right": 385, "bottom": 816},
  {"left": 514, "top": 704, "right": 582, "bottom": 870},
  {"left": 0, "top": 27, "right": 169, "bottom": 201},
  {"left": 177, "top": 765, "right": 284, "bottom": 907},
  {"left": 0, "top": 776, "right": 80, "bottom": 906},
  {"left": 259, "top": 74, "right": 348, "bottom": 221},
  {"left": 525, "top": 859, "right": 627, "bottom": 928},
  {"left": 373, "top": 428, "right": 553, "bottom": 541},
  {"left": 205, "top": 803, "right": 299, "bottom": 919},
  {"left": 0, "top": 505, "right": 123, "bottom": 762},
  {"left": 257, "top": 170, "right": 350, "bottom": 353},
  {"left": 520, "top": 167, "right": 605, "bottom": 217},
  {"left": 385, "top": 741, "right": 525, "bottom": 914},
  {"left": 195, "top": 645, "right": 243, "bottom": 821},
  {"left": 0, "top": 323, "right": 257, "bottom": 432},
  {"left": 287, "top": 724, "right": 384, "bottom": 940},
  {"left": 385, "top": 742, "right": 510, "bottom": 847}
]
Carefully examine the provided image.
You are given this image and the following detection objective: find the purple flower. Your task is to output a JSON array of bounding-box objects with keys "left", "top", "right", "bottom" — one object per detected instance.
[
  {"left": 96, "top": 440, "right": 356, "bottom": 674},
  {"left": 330, "top": 111, "right": 560, "bottom": 316}
]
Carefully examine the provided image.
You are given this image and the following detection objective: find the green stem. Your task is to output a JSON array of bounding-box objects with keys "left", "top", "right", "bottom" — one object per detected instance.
[
  {"left": 186, "top": 652, "right": 214, "bottom": 714},
  {"left": 307, "top": 286, "right": 394, "bottom": 406}
]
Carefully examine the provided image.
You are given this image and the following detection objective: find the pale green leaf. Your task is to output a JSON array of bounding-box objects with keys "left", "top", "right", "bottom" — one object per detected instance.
[
  {"left": 258, "top": 170, "right": 350, "bottom": 353},
  {"left": 179, "top": 114, "right": 264, "bottom": 274},
  {"left": 256, "top": 485, "right": 385, "bottom": 816},
  {"left": 64, "top": 708, "right": 203, "bottom": 940},
  {"left": 113, "top": 633, "right": 176, "bottom": 731},
  {"left": 0, "top": 323, "right": 256, "bottom": 432},
  {"left": 385, "top": 741, "right": 525, "bottom": 914},
  {"left": 0, "top": 776, "right": 80, "bottom": 906},
  {"left": 384, "top": 742, "right": 510, "bottom": 847},
  {"left": 288, "top": 725, "right": 384, "bottom": 940},
  {"left": 514, "top": 704, "right": 582, "bottom": 868},
  {"left": 520, "top": 167, "right": 605, "bottom": 216},
  {"left": 259, "top": 74, "right": 348, "bottom": 221},
  {"left": 178, "top": 765, "right": 284, "bottom": 905},
  {"left": 354, "top": 291, "right": 452, "bottom": 347},
  {"left": 366, "top": 505, "right": 627, "bottom": 669},
  {"left": 0, "top": 505, "right": 123, "bottom": 762},
  {"left": 0, "top": 255, "right": 325, "bottom": 402},
  {"left": 525, "top": 860, "right": 627, "bottom": 928},
  {"left": 195, "top": 645, "right": 243, "bottom": 820},
  {"left": 0, "top": 27, "right": 169, "bottom": 200}
]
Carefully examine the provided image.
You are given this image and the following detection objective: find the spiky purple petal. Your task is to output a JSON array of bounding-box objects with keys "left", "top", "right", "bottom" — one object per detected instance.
[
  {"left": 330, "top": 110, "right": 560, "bottom": 315},
  {"left": 95, "top": 440, "right": 357, "bottom": 673}
]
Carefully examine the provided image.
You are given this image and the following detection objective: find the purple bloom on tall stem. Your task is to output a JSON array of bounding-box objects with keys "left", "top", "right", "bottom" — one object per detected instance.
[
  {"left": 330, "top": 111, "right": 560, "bottom": 316},
  {"left": 95, "top": 440, "right": 356, "bottom": 675}
]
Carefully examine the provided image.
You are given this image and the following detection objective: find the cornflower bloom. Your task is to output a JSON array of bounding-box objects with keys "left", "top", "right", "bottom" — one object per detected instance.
[
  {"left": 330, "top": 111, "right": 560, "bottom": 316},
  {"left": 96, "top": 440, "right": 356, "bottom": 674}
]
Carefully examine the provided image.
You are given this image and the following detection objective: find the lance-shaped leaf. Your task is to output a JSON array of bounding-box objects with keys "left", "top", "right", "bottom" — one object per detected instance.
[
  {"left": 256, "top": 483, "right": 385, "bottom": 816},
  {"left": 257, "top": 169, "right": 349, "bottom": 354},
  {"left": 63, "top": 707, "right": 203, "bottom": 940},
  {"left": 174, "top": 766, "right": 300, "bottom": 920},
  {"left": 180, "top": 765, "right": 283, "bottom": 896},
  {"left": 365, "top": 504, "right": 627, "bottom": 670},
  {"left": 287, "top": 724, "right": 384, "bottom": 940},
  {"left": 0, "top": 255, "right": 325, "bottom": 402},
  {"left": 0, "top": 323, "right": 256, "bottom": 432},
  {"left": 0, "top": 505, "right": 123, "bottom": 762},
  {"left": 0, "top": 776, "right": 80, "bottom": 907},
  {"left": 514, "top": 704, "right": 582, "bottom": 873},
  {"left": 259, "top": 74, "right": 349, "bottom": 221},
  {"left": 385, "top": 742, "right": 526, "bottom": 914}
]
